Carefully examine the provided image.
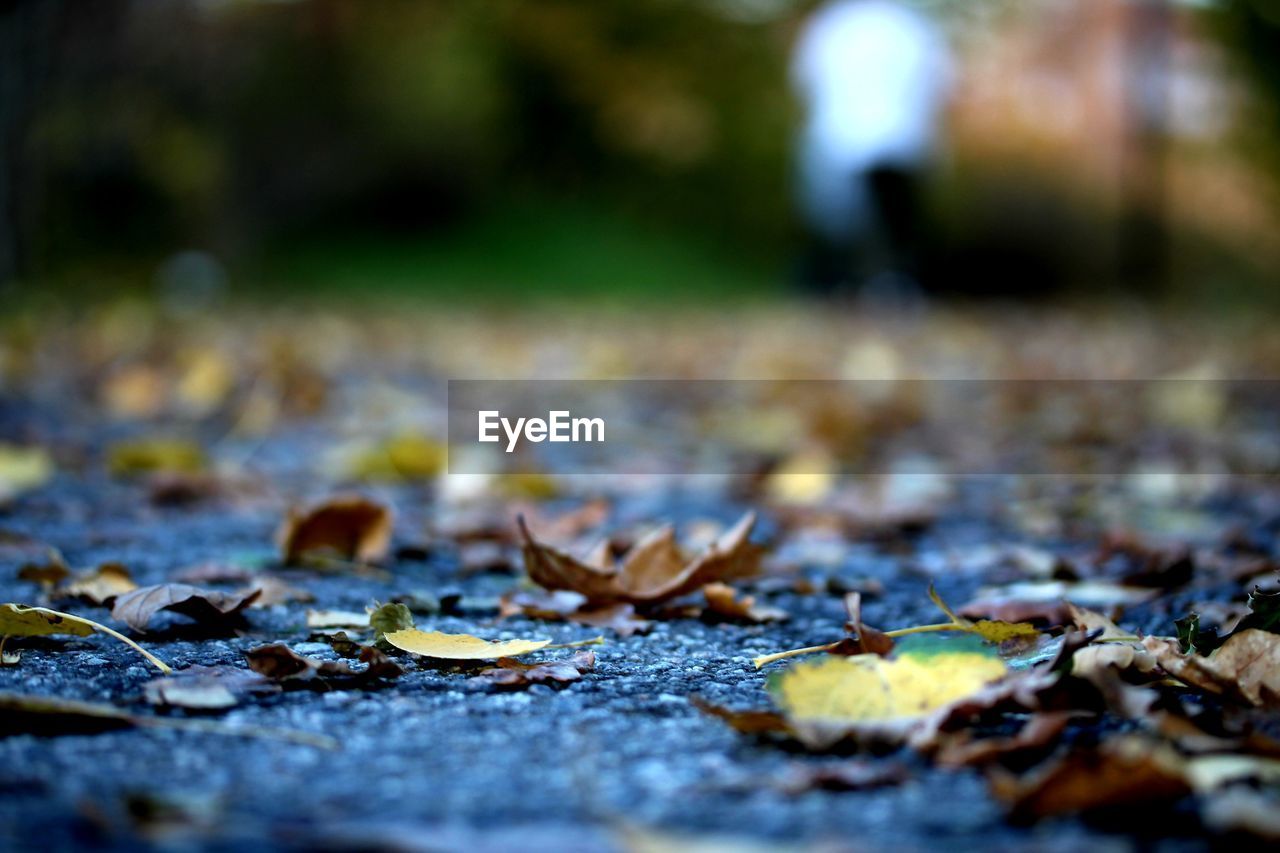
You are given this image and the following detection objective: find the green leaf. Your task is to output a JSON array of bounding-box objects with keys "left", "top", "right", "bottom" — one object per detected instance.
[{"left": 369, "top": 602, "right": 414, "bottom": 643}]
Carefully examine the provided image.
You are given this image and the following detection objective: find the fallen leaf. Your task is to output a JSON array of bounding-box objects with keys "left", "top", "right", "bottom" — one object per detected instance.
[
  {"left": 107, "top": 439, "right": 206, "bottom": 476},
  {"left": 690, "top": 696, "right": 793, "bottom": 738},
  {"left": 702, "top": 583, "right": 788, "bottom": 623},
  {"left": 0, "top": 444, "right": 53, "bottom": 502},
  {"left": 306, "top": 609, "right": 371, "bottom": 629},
  {"left": 368, "top": 601, "right": 415, "bottom": 643},
  {"left": 1065, "top": 603, "right": 1131, "bottom": 640},
  {"left": 245, "top": 643, "right": 402, "bottom": 684},
  {"left": 111, "top": 584, "right": 261, "bottom": 632},
  {"left": 838, "top": 591, "right": 894, "bottom": 656},
  {"left": 927, "top": 585, "right": 1041, "bottom": 644},
  {"left": 990, "top": 736, "right": 1190, "bottom": 820},
  {"left": 382, "top": 628, "right": 550, "bottom": 660},
  {"left": 1145, "top": 629, "right": 1280, "bottom": 707},
  {"left": 56, "top": 562, "right": 138, "bottom": 605},
  {"left": 0, "top": 602, "right": 169, "bottom": 672},
  {"left": 278, "top": 495, "right": 393, "bottom": 565},
  {"left": 144, "top": 665, "right": 280, "bottom": 709},
  {"left": 246, "top": 576, "right": 315, "bottom": 608},
  {"left": 343, "top": 434, "right": 445, "bottom": 481},
  {"left": 499, "top": 589, "right": 652, "bottom": 637},
  {"left": 934, "top": 712, "right": 1074, "bottom": 769},
  {"left": 967, "top": 580, "right": 1158, "bottom": 609},
  {"left": 958, "top": 598, "right": 1072, "bottom": 628},
  {"left": 0, "top": 690, "right": 138, "bottom": 736},
  {"left": 1093, "top": 534, "right": 1194, "bottom": 588},
  {"left": 146, "top": 471, "right": 229, "bottom": 507},
  {"left": 472, "top": 650, "right": 595, "bottom": 689},
  {"left": 752, "top": 585, "right": 1032, "bottom": 668},
  {"left": 15, "top": 552, "right": 71, "bottom": 588},
  {"left": 0, "top": 690, "right": 336, "bottom": 747},
  {"left": 519, "top": 511, "right": 762, "bottom": 606},
  {"left": 767, "top": 636, "right": 1009, "bottom": 747}
]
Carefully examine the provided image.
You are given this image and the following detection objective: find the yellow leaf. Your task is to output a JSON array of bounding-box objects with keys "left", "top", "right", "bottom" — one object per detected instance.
[
  {"left": 382, "top": 629, "right": 549, "bottom": 660},
  {"left": 107, "top": 439, "right": 206, "bottom": 476},
  {"left": 0, "top": 444, "right": 53, "bottom": 502},
  {"left": 925, "top": 583, "right": 1040, "bottom": 643},
  {"left": 968, "top": 619, "right": 1042, "bottom": 643},
  {"left": 343, "top": 434, "right": 445, "bottom": 481},
  {"left": 770, "top": 647, "right": 1007, "bottom": 724},
  {"left": 0, "top": 603, "right": 94, "bottom": 638},
  {"left": 0, "top": 603, "right": 170, "bottom": 672}
]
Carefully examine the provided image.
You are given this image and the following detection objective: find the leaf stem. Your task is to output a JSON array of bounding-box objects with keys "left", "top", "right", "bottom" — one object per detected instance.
[
  {"left": 544, "top": 636, "right": 605, "bottom": 651},
  {"left": 88, "top": 621, "right": 172, "bottom": 673},
  {"left": 752, "top": 642, "right": 838, "bottom": 668},
  {"left": 883, "top": 622, "right": 960, "bottom": 638}
]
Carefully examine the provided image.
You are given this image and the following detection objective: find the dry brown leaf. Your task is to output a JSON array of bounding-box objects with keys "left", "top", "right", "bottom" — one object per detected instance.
[
  {"left": 498, "top": 588, "right": 653, "bottom": 636},
  {"left": 56, "top": 562, "right": 137, "bottom": 606},
  {"left": 16, "top": 553, "right": 71, "bottom": 589},
  {"left": 278, "top": 495, "right": 394, "bottom": 565},
  {"left": 958, "top": 598, "right": 1071, "bottom": 628},
  {"left": 143, "top": 665, "right": 281, "bottom": 709},
  {"left": 990, "top": 736, "right": 1190, "bottom": 821},
  {"left": 839, "top": 592, "right": 894, "bottom": 656},
  {"left": 1145, "top": 629, "right": 1280, "bottom": 707},
  {"left": 111, "top": 584, "right": 261, "bottom": 632},
  {"left": 690, "top": 696, "right": 793, "bottom": 738},
  {"left": 702, "top": 582, "right": 788, "bottom": 623},
  {"left": 934, "top": 711, "right": 1073, "bottom": 768},
  {"left": 518, "top": 511, "right": 761, "bottom": 605},
  {"left": 472, "top": 650, "right": 596, "bottom": 689},
  {"left": 1065, "top": 603, "right": 1130, "bottom": 640},
  {"left": 245, "top": 643, "right": 402, "bottom": 684},
  {"left": 246, "top": 576, "right": 315, "bottom": 608}
]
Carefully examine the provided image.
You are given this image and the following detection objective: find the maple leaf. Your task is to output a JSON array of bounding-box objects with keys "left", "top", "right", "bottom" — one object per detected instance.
[{"left": 518, "top": 511, "right": 762, "bottom": 605}]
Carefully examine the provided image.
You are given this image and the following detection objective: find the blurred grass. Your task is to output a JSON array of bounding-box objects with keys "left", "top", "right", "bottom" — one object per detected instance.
[{"left": 258, "top": 198, "right": 785, "bottom": 306}]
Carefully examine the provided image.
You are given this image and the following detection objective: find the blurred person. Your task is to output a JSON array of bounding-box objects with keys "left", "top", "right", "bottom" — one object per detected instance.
[{"left": 791, "top": 0, "right": 951, "bottom": 298}]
